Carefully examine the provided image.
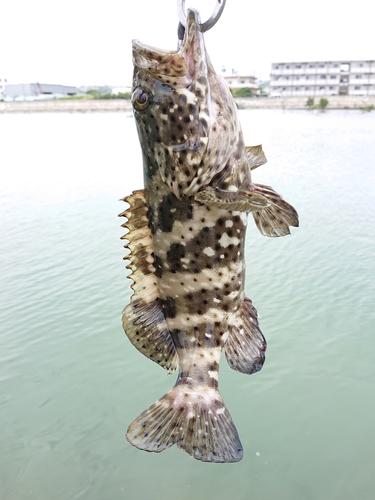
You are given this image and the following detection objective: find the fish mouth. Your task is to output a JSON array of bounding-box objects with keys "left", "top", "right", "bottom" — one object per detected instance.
[{"left": 132, "top": 9, "right": 203, "bottom": 80}]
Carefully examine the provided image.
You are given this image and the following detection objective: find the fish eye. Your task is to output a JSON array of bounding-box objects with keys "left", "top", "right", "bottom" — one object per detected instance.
[{"left": 132, "top": 88, "right": 149, "bottom": 111}]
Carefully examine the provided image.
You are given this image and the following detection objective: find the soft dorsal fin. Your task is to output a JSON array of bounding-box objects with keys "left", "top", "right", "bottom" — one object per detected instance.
[{"left": 246, "top": 145, "right": 267, "bottom": 170}]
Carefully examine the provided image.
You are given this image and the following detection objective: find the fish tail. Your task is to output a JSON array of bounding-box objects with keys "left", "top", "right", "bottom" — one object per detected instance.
[{"left": 126, "top": 385, "right": 243, "bottom": 463}]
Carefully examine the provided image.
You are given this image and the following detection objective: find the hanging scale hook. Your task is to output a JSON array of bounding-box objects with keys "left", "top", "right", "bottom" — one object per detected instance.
[{"left": 177, "top": 0, "right": 227, "bottom": 32}]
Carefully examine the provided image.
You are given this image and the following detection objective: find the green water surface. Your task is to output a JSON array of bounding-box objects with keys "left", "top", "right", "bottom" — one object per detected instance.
[{"left": 1, "top": 109, "right": 374, "bottom": 500}]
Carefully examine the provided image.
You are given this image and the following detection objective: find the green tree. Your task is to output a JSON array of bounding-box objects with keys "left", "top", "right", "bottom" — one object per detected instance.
[
  {"left": 230, "top": 87, "right": 253, "bottom": 97},
  {"left": 306, "top": 97, "right": 314, "bottom": 108},
  {"left": 319, "top": 98, "right": 329, "bottom": 109}
]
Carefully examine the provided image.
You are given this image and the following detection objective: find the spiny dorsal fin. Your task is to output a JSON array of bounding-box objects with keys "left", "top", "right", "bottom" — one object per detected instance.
[
  {"left": 246, "top": 145, "right": 267, "bottom": 170},
  {"left": 251, "top": 183, "right": 299, "bottom": 237},
  {"left": 225, "top": 296, "right": 266, "bottom": 374},
  {"left": 119, "top": 190, "right": 178, "bottom": 372}
]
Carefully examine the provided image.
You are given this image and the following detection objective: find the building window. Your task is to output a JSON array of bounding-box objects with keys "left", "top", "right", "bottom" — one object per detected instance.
[
  {"left": 319, "top": 64, "right": 325, "bottom": 68},
  {"left": 296, "top": 65, "right": 301, "bottom": 69},
  {"left": 354, "top": 86, "right": 361, "bottom": 90},
  {"left": 330, "top": 75, "right": 336, "bottom": 79},
  {"left": 309, "top": 64, "right": 315, "bottom": 68},
  {"left": 355, "top": 75, "right": 362, "bottom": 79},
  {"left": 320, "top": 75, "right": 326, "bottom": 79},
  {"left": 286, "top": 65, "right": 290, "bottom": 69}
]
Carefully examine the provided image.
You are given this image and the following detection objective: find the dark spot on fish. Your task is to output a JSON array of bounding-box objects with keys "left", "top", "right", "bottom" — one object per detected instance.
[
  {"left": 158, "top": 194, "right": 193, "bottom": 232},
  {"left": 162, "top": 296, "right": 177, "bottom": 319},
  {"left": 167, "top": 242, "right": 185, "bottom": 272},
  {"left": 154, "top": 255, "right": 163, "bottom": 278},
  {"left": 199, "top": 118, "right": 208, "bottom": 128}
]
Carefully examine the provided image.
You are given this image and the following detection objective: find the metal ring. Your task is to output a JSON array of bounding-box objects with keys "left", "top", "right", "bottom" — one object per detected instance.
[{"left": 177, "top": 0, "right": 226, "bottom": 32}]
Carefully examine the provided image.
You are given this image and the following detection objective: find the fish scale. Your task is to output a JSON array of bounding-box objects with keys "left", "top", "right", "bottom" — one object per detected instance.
[{"left": 120, "top": 8, "right": 298, "bottom": 462}]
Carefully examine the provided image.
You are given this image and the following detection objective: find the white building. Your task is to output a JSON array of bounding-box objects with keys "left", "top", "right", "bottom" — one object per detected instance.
[
  {"left": 4, "top": 83, "right": 80, "bottom": 100},
  {"left": 223, "top": 74, "right": 258, "bottom": 90},
  {"left": 269, "top": 60, "right": 375, "bottom": 97},
  {"left": 0, "top": 77, "right": 7, "bottom": 99}
]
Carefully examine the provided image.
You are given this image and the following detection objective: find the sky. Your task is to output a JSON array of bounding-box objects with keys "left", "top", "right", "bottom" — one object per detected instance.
[{"left": 1, "top": 0, "right": 374, "bottom": 87}]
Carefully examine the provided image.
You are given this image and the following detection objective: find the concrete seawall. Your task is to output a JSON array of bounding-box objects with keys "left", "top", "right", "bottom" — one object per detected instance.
[
  {"left": 236, "top": 95, "right": 375, "bottom": 109},
  {"left": 1, "top": 95, "right": 375, "bottom": 113},
  {"left": 0, "top": 99, "right": 133, "bottom": 113}
]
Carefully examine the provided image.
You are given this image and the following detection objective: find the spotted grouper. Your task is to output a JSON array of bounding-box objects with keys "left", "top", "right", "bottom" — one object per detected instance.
[{"left": 119, "top": 9, "right": 299, "bottom": 463}]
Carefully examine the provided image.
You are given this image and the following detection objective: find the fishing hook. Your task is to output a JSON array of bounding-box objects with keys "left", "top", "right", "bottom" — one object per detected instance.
[{"left": 177, "top": 0, "right": 227, "bottom": 32}]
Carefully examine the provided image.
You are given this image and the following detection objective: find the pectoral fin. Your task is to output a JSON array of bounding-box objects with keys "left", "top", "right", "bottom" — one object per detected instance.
[
  {"left": 194, "top": 187, "right": 269, "bottom": 212},
  {"left": 252, "top": 183, "right": 299, "bottom": 237},
  {"left": 119, "top": 190, "right": 178, "bottom": 372},
  {"left": 246, "top": 145, "right": 267, "bottom": 170}
]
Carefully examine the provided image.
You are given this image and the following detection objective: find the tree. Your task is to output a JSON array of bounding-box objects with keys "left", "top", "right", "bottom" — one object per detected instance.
[
  {"left": 306, "top": 97, "right": 314, "bottom": 108},
  {"left": 230, "top": 87, "right": 253, "bottom": 98},
  {"left": 319, "top": 98, "right": 328, "bottom": 109}
]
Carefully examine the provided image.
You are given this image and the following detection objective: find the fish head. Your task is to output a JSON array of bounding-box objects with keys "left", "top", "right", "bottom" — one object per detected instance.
[{"left": 132, "top": 9, "right": 238, "bottom": 198}]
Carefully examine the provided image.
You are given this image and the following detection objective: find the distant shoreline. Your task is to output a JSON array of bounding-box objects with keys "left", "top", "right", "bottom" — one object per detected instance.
[{"left": 1, "top": 95, "right": 375, "bottom": 113}]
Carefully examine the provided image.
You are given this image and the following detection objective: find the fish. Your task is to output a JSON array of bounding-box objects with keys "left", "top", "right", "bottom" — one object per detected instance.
[{"left": 119, "top": 9, "right": 299, "bottom": 463}]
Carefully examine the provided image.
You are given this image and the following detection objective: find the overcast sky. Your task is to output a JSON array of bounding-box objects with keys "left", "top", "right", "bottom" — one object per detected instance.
[{"left": 1, "top": 0, "right": 374, "bottom": 87}]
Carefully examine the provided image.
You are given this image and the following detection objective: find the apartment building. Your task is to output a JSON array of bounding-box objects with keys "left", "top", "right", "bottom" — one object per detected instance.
[{"left": 269, "top": 60, "right": 375, "bottom": 97}]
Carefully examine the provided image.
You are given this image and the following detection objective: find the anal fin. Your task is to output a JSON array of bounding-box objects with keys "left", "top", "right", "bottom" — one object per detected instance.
[
  {"left": 225, "top": 296, "right": 267, "bottom": 374},
  {"left": 252, "top": 183, "right": 299, "bottom": 237},
  {"left": 119, "top": 190, "right": 178, "bottom": 372}
]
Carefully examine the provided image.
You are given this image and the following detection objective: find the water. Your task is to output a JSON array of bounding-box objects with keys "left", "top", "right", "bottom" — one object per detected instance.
[{"left": 1, "top": 109, "right": 374, "bottom": 500}]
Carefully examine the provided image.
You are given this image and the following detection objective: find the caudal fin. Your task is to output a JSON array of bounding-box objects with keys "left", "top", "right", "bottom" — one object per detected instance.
[{"left": 126, "top": 386, "right": 243, "bottom": 463}]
